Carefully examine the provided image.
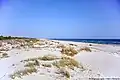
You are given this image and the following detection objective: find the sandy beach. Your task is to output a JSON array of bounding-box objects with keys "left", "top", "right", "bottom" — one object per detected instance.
[{"left": 0, "top": 39, "right": 120, "bottom": 80}]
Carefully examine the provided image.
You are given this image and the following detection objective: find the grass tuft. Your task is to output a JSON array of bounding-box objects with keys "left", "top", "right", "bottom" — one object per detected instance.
[
  {"left": 39, "top": 54, "right": 57, "bottom": 61},
  {"left": 24, "top": 60, "right": 39, "bottom": 67},
  {"left": 0, "top": 53, "right": 9, "bottom": 59},
  {"left": 22, "top": 54, "right": 58, "bottom": 62},
  {"left": 23, "top": 57, "right": 38, "bottom": 62},
  {"left": 57, "top": 44, "right": 65, "bottom": 48},
  {"left": 58, "top": 68, "right": 70, "bottom": 78},
  {"left": 80, "top": 47, "right": 92, "bottom": 52},
  {"left": 53, "top": 57, "right": 79, "bottom": 69},
  {"left": 9, "top": 67, "right": 37, "bottom": 79},
  {"left": 61, "top": 47, "right": 78, "bottom": 56},
  {"left": 42, "top": 63, "right": 52, "bottom": 67}
]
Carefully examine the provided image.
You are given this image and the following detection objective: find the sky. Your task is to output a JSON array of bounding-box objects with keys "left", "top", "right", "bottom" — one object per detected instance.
[{"left": 0, "top": 0, "right": 120, "bottom": 39}]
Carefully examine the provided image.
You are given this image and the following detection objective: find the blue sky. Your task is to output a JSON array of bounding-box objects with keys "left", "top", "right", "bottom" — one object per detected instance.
[{"left": 0, "top": 0, "right": 120, "bottom": 39}]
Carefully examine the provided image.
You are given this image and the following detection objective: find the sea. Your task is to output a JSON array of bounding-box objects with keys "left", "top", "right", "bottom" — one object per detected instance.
[{"left": 52, "top": 39, "right": 120, "bottom": 45}]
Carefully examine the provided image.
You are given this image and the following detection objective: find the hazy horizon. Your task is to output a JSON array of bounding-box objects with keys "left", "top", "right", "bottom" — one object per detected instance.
[{"left": 0, "top": 0, "right": 120, "bottom": 39}]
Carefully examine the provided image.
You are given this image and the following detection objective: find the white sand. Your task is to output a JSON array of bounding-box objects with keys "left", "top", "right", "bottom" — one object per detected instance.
[
  {"left": 75, "top": 52, "right": 120, "bottom": 77},
  {"left": 0, "top": 39, "right": 120, "bottom": 80}
]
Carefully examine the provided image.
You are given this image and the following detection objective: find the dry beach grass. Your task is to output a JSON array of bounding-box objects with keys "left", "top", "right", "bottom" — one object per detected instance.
[
  {"left": 61, "top": 46, "right": 78, "bottom": 56},
  {"left": 0, "top": 52, "right": 9, "bottom": 59},
  {"left": 53, "top": 57, "right": 80, "bottom": 69},
  {"left": 24, "top": 60, "right": 40, "bottom": 67},
  {"left": 39, "top": 54, "right": 58, "bottom": 61},
  {"left": 79, "top": 47, "right": 92, "bottom": 52},
  {"left": 9, "top": 67, "right": 37, "bottom": 79}
]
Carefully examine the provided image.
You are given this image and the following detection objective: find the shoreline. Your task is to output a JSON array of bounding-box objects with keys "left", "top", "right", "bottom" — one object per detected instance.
[
  {"left": 52, "top": 40, "right": 120, "bottom": 49},
  {"left": 52, "top": 39, "right": 120, "bottom": 46},
  {"left": 53, "top": 39, "right": 120, "bottom": 55}
]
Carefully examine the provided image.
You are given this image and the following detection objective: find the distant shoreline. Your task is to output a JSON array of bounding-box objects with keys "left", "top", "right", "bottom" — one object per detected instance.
[{"left": 52, "top": 39, "right": 120, "bottom": 45}]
